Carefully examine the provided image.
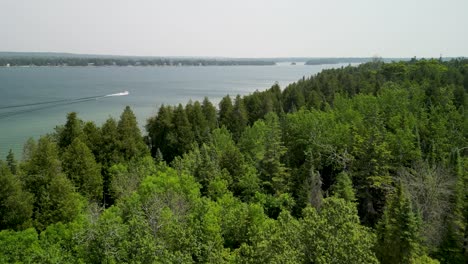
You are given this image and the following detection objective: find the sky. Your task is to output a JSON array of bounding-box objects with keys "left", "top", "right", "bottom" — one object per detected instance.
[{"left": 1, "top": 0, "right": 467, "bottom": 58}]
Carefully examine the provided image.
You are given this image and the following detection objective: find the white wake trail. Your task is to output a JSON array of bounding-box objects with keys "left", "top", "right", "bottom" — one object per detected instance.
[{"left": 105, "top": 91, "right": 129, "bottom": 97}]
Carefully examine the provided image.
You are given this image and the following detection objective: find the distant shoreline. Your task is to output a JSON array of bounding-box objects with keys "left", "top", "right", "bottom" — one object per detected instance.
[
  {"left": 0, "top": 64, "right": 286, "bottom": 68},
  {"left": 0, "top": 60, "right": 276, "bottom": 67},
  {"left": 0, "top": 52, "right": 417, "bottom": 67},
  {"left": 0, "top": 61, "right": 371, "bottom": 68},
  {"left": 0, "top": 63, "right": 359, "bottom": 68}
]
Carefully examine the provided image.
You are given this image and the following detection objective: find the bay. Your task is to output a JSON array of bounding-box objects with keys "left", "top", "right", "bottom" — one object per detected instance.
[{"left": 0, "top": 63, "right": 351, "bottom": 158}]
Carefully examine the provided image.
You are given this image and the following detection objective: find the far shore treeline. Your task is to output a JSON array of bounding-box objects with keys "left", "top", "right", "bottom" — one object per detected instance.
[
  {"left": 0, "top": 52, "right": 421, "bottom": 67},
  {"left": 0, "top": 56, "right": 275, "bottom": 67},
  {"left": 0, "top": 58, "right": 467, "bottom": 263}
]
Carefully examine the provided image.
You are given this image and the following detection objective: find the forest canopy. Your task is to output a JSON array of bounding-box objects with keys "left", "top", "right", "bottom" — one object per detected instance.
[{"left": 1, "top": 58, "right": 467, "bottom": 263}]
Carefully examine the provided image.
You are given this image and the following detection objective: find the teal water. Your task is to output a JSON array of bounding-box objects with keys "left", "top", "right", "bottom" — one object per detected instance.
[{"left": 0, "top": 63, "right": 351, "bottom": 158}]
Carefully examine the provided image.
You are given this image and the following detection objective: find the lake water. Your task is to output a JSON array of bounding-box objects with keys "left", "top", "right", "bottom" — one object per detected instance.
[{"left": 0, "top": 63, "right": 351, "bottom": 158}]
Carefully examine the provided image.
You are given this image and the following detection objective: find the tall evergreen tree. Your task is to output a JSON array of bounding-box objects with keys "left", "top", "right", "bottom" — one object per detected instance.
[
  {"left": 331, "top": 171, "right": 356, "bottom": 202},
  {"left": 243, "top": 91, "right": 264, "bottom": 124},
  {"left": 201, "top": 97, "right": 217, "bottom": 131},
  {"left": 98, "top": 118, "right": 121, "bottom": 167},
  {"left": 218, "top": 95, "right": 233, "bottom": 129},
  {"left": 259, "top": 112, "right": 289, "bottom": 195},
  {"left": 82, "top": 121, "right": 101, "bottom": 158},
  {"left": 437, "top": 149, "right": 466, "bottom": 263},
  {"left": 282, "top": 85, "right": 305, "bottom": 113},
  {"left": 238, "top": 118, "right": 268, "bottom": 165},
  {"left": 146, "top": 104, "right": 173, "bottom": 158},
  {"left": 57, "top": 112, "right": 83, "bottom": 150},
  {"left": 186, "top": 101, "right": 208, "bottom": 144},
  {"left": 117, "top": 106, "right": 148, "bottom": 160},
  {"left": 62, "top": 138, "right": 103, "bottom": 202},
  {"left": 229, "top": 95, "right": 249, "bottom": 141},
  {"left": 261, "top": 94, "right": 274, "bottom": 116},
  {"left": 376, "top": 183, "right": 423, "bottom": 264},
  {"left": 192, "top": 144, "right": 222, "bottom": 196},
  {"left": 98, "top": 118, "right": 122, "bottom": 207},
  {"left": 6, "top": 149, "right": 17, "bottom": 175},
  {"left": 167, "top": 104, "right": 195, "bottom": 161}
]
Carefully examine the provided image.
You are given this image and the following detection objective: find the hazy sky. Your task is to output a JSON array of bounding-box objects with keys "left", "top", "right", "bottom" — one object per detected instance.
[{"left": 1, "top": 0, "right": 467, "bottom": 57}]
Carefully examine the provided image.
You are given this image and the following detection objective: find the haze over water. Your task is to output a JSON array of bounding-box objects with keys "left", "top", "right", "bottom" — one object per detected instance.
[{"left": 0, "top": 63, "right": 351, "bottom": 158}]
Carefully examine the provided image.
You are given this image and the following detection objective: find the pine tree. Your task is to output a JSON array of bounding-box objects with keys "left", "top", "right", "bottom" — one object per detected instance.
[
  {"left": 283, "top": 85, "right": 305, "bottom": 113},
  {"left": 154, "top": 148, "right": 164, "bottom": 164},
  {"left": 331, "top": 171, "right": 356, "bottom": 202},
  {"left": 117, "top": 106, "right": 148, "bottom": 160},
  {"left": 62, "top": 138, "right": 103, "bottom": 202},
  {"left": 218, "top": 95, "right": 233, "bottom": 129},
  {"left": 243, "top": 91, "right": 263, "bottom": 124},
  {"left": 82, "top": 121, "right": 101, "bottom": 158},
  {"left": 268, "top": 83, "right": 283, "bottom": 113},
  {"left": 230, "top": 95, "right": 249, "bottom": 141},
  {"left": 6, "top": 149, "right": 17, "bottom": 175},
  {"left": 193, "top": 144, "right": 222, "bottom": 196},
  {"left": 259, "top": 112, "right": 289, "bottom": 195},
  {"left": 437, "top": 149, "right": 466, "bottom": 263},
  {"left": 98, "top": 117, "right": 121, "bottom": 167},
  {"left": 58, "top": 112, "right": 83, "bottom": 150},
  {"left": 261, "top": 94, "right": 274, "bottom": 117},
  {"left": 99, "top": 118, "right": 122, "bottom": 207},
  {"left": 186, "top": 101, "right": 208, "bottom": 144},
  {"left": 146, "top": 104, "right": 173, "bottom": 158},
  {"left": 167, "top": 104, "right": 195, "bottom": 161},
  {"left": 376, "top": 183, "right": 423, "bottom": 264},
  {"left": 238, "top": 118, "right": 268, "bottom": 165},
  {"left": 201, "top": 97, "right": 217, "bottom": 130}
]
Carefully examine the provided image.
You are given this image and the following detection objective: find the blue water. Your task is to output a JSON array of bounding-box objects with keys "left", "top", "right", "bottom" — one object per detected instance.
[{"left": 0, "top": 63, "right": 351, "bottom": 158}]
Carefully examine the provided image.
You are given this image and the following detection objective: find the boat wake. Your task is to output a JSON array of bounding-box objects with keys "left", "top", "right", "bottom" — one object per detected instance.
[
  {"left": 0, "top": 91, "right": 130, "bottom": 119},
  {"left": 105, "top": 91, "right": 129, "bottom": 97}
]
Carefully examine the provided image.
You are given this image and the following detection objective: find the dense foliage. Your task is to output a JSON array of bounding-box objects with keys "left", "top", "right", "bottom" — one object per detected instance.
[{"left": 1, "top": 58, "right": 467, "bottom": 263}]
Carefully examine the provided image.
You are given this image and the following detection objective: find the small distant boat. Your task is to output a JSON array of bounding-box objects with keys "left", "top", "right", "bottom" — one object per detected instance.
[
  {"left": 113, "top": 91, "right": 129, "bottom": 96},
  {"left": 291, "top": 62, "right": 296, "bottom": 65}
]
